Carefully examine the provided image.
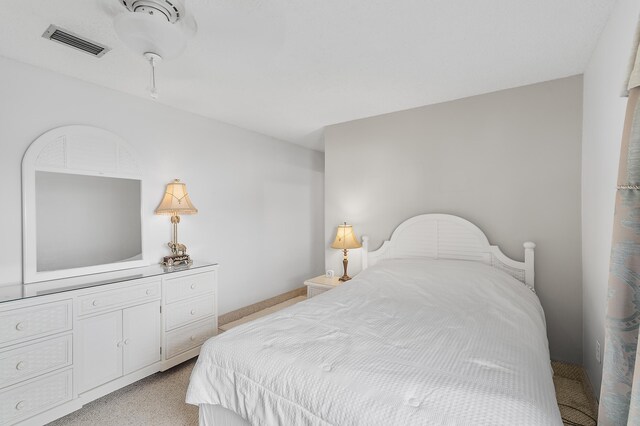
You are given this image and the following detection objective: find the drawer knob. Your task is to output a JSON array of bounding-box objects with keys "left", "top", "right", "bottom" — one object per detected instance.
[
  {"left": 92, "top": 300, "right": 99, "bottom": 307},
  {"left": 190, "top": 309, "right": 196, "bottom": 315},
  {"left": 15, "top": 322, "right": 25, "bottom": 331},
  {"left": 190, "top": 283, "right": 197, "bottom": 290},
  {"left": 117, "top": 341, "right": 123, "bottom": 348},
  {"left": 15, "top": 400, "right": 25, "bottom": 411},
  {"left": 15, "top": 361, "right": 26, "bottom": 371},
  {"left": 190, "top": 335, "right": 196, "bottom": 341},
  {"left": 124, "top": 339, "right": 130, "bottom": 345},
  {"left": 146, "top": 289, "right": 152, "bottom": 295}
]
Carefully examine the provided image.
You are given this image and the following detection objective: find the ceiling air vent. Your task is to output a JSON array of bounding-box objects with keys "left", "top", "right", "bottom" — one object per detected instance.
[{"left": 42, "top": 25, "right": 110, "bottom": 58}]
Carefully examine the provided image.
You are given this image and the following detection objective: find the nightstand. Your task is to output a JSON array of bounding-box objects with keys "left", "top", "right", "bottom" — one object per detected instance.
[{"left": 304, "top": 275, "right": 342, "bottom": 298}]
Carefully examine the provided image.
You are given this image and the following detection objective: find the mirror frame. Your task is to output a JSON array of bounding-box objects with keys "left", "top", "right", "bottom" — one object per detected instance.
[{"left": 22, "top": 125, "right": 146, "bottom": 284}]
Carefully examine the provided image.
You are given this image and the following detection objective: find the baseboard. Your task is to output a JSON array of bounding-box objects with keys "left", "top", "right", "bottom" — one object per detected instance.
[
  {"left": 18, "top": 398, "right": 83, "bottom": 426},
  {"left": 78, "top": 363, "right": 161, "bottom": 405},
  {"left": 581, "top": 368, "right": 599, "bottom": 418},
  {"left": 161, "top": 345, "right": 205, "bottom": 371},
  {"left": 218, "top": 287, "right": 306, "bottom": 326}
]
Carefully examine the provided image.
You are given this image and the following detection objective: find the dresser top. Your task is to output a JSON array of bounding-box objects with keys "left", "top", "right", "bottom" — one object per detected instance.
[{"left": 0, "top": 261, "right": 218, "bottom": 304}]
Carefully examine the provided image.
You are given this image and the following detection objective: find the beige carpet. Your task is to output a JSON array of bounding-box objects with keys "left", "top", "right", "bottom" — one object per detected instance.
[
  {"left": 49, "top": 359, "right": 198, "bottom": 426},
  {"left": 553, "top": 376, "right": 597, "bottom": 426},
  {"left": 551, "top": 361, "right": 597, "bottom": 426}
]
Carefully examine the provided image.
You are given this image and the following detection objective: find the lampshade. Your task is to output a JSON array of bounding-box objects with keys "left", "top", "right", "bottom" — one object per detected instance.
[
  {"left": 155, "top": 179, "right": 198, "bottom": 215},
  {"left": 331, "top": 223, "right": 362, "bottom": 250}
]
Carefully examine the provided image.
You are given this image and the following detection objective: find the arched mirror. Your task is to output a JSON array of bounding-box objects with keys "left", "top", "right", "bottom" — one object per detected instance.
[{"left": 22, "top": 125, "right": 145, "bottom": 284}]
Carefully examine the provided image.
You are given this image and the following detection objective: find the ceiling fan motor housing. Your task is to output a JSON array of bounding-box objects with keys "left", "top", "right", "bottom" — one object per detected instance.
[{"left": 120, "top": 0, "right": 185, "bottom": 23}]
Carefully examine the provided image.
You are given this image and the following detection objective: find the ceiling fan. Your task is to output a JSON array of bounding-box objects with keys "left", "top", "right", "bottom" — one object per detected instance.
[{"left": 113, "top": 0, "right": 198, "bottom": 99}]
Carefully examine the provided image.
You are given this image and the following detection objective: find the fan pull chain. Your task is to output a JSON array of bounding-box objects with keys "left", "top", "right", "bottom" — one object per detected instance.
[{"left": 145, "top": 53, "right": 161, "bottom": 99}]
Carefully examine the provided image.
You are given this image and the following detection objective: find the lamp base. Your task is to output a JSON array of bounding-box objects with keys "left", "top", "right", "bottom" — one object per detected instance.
[
  {"left": 339, "top": 251, "right": 351, "bottom": 282},
  {"left": 161, "top": 254, "right": 192, "bottom": 267}
]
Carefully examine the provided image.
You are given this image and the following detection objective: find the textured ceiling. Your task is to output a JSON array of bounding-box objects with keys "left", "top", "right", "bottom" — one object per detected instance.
[{"left": 0, "top": 0, "right": 615, "bottom": 150}]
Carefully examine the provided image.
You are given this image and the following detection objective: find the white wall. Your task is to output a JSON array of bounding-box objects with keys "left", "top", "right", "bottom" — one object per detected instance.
[
  {"left": 325, "top": 76, "right": 584, "bottom": 363},
  {"left": 582, "top": 0, "right": 640, "bottom": 397},
  {"left": 0, "top": 56, "right": 325, "bottom": 315}
]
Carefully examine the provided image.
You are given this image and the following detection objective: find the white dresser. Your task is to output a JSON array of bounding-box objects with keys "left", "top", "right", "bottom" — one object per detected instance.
[{"left": 0, "top": 262, "right": 218, "bottom": 426}]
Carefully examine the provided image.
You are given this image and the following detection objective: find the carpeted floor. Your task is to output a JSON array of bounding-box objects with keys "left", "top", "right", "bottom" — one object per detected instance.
[
  {"left": 49, "top": 359, "right": 198, "bottom": 426},
  {"left": 49, "top": 296, "right": 598, "bottom": 426},
  {"left": 553, "top": 376, "right": 597, "bottom": 426}
]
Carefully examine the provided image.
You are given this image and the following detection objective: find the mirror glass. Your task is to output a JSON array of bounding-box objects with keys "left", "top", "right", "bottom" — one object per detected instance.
[{"left": 35, "top": 171, "right": 142, "bottom": 272}]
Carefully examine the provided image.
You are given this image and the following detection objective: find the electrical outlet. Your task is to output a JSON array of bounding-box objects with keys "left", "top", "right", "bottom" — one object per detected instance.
[{"left": 596, "top": 340, "right": 601, "bottom": 363}]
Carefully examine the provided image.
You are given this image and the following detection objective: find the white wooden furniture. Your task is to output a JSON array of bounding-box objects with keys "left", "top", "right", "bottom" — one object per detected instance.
[
  {"left": 22, "top": 125, "right": 145, "bottom": 284},
  {"left": 362, "top": 213, "right": 535, "bottom": 289},
  {"left": 11, "top": 125, "right": 217, "bottom": 425},
  {"left": 304, "top": 275, "right": 342, "bottom": 298},
  {"left": 162, "top": 270, "right": 218, "bottom": 363},
  {"left": 0, "top": 262, "right": 217, "bottom": 426}
]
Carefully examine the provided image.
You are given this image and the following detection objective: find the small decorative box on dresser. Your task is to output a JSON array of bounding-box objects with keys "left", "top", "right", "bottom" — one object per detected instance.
[
  {"left": 0, "top": 261, "right": 218, "bottom": 426},
  {"left": 304, "top": 275, "right": 343, "bottom": 298}
]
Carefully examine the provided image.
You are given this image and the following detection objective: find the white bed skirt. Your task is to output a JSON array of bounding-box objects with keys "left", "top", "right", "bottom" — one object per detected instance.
[{"left": 199, "top": 404, "right": 251, "bottom": 426}]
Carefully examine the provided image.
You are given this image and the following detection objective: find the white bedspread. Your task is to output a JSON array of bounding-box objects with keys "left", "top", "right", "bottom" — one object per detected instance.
[{"left": 187, "top": 259, "right": 562, "bottom": 425}]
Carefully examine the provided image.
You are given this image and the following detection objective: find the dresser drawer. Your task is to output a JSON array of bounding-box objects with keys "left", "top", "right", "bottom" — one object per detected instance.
[
  {"left": 164, "top": 271, "right": 216, "bottom": 304},
  {"left": 0, "top": 369, "right": 72, "bottom": 425},
  {"left": 165, "top": 317, "right": 216, "bottom": 359},
  {"left": 0, "top": 334, "right": 72, "bottom": 388},
  {"left": 78, "top": 281, "right": 160, "bottom": 316},
  {"left": 165, "top": 296, "right": 216, "bottom": 331},
  {"left": 0, "top": 300, "right": 72, "bottom": 348}
]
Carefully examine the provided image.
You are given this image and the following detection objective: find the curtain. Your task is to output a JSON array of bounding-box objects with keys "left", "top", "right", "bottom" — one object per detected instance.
[{"left": 599, "top": 19, "right": 640, "bottom": 426}]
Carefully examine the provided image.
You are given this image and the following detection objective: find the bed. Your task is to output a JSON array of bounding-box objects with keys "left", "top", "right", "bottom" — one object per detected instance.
[{"left": 186, "top": 214, "right": 562, "bottom": 425}]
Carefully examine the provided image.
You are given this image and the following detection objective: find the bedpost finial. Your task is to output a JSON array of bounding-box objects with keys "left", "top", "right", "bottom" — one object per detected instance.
[
  {"left": 523, "top": 242, "right": 535, "bottom": 288},
  {"left": 362, "top": 235, "right": 369, "bottom": 250},
  {"left": 361, "top": 236, "right": 369, "bottom": 270}
]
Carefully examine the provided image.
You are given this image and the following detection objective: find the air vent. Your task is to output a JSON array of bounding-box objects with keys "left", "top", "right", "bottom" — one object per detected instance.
[{"left": 42, "top": 25, "right": 110, "bottom": 58}]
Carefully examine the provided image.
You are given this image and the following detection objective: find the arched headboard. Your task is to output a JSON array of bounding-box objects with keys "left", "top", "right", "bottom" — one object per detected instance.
[{"left": 361, "top": 214, "right": 535, "bottom": 288}]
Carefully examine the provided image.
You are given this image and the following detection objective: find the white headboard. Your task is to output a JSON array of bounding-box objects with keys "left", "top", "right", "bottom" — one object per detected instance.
[{"left": 361, "top": 214, "right": 535, "bottom": 288}]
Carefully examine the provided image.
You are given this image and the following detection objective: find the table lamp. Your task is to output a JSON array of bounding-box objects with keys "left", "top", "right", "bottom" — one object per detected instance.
[
  {"left": 331, "top": 222, "right": 362, "bottom": 281},
  {"left": 155, "top": 179, "right": 198, "bottom": 266}
]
